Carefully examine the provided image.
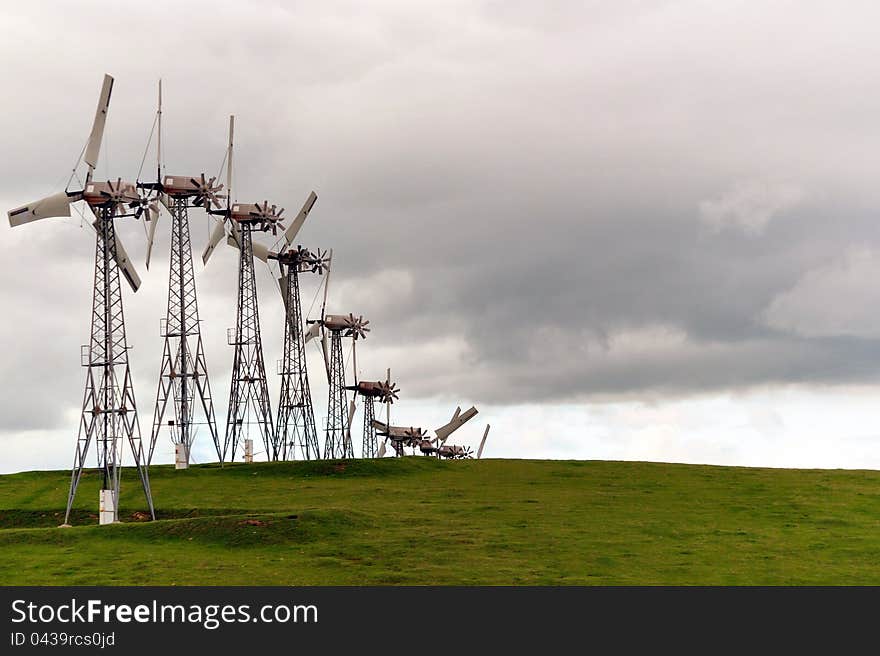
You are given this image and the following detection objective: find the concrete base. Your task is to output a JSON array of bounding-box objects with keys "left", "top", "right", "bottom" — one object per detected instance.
[
  {"left": 99, "top": 489, "right": 117, "bottom": 525},
  {"left": 174, "top": 443, "right": 189, "bottom": 470}
]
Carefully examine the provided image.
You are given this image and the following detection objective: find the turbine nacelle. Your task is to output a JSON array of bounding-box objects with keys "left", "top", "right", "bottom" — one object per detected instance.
[
  {"left": 371, "top": 420, "right": 428, "bottom": 443},
  {"left": 82, "top": 179, "right": 140, "bottom": 208},
  {"left": 227, "top": 201, "right": 284, "bottom": 231},
  {"left": 436, "top": 444, "right": 474, "bottom": 459},
  {"left": 269, "top": 245, "right": 330, "bottom": 275},
  {"left": 323, "top": 313, "right": 370, "bottom": 339},
  {"left": 156, "top": 174, "right": 226, "bottom": 208},
  {"left": 346, "top": 379, "right": 400, "bottom": 403}
]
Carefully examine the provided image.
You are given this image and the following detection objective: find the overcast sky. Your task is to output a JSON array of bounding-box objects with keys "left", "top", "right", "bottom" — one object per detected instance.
[{"left": 5, "top": 1, "right": 880, "bottom": 473}]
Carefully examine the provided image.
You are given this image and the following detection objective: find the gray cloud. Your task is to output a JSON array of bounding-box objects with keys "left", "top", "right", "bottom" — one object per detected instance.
[{"left": 4, "top": 0, "right": 880, "bottom": 443}]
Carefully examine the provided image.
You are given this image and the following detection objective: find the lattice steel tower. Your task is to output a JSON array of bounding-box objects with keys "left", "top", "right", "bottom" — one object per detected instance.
[
  {"left": 361, "top": 395, "right": 377, "bottom": 457},
  {"left": 226, "top": 222, "right": 276, "bottom": 460},
  {"left": 203, "top": 116, "right": 290, "bottom": 462},
  {"left": 326, "top": 329, "right": 351, "bottom": 458},
  {"left": 68, "top": 201, "right": 155, "bottom": 523},
  {"left": 270, "top": 246, "right": 328, "bottom": 460},
  {"left": 139, "top": 83, "right": 224, "bottom": 468},
  {"left": 312, "top": 314, "right": 369, "bottom": 459},
  {"left": 145, "top": 190, "right": 223, "bottom": 467},
  {"left": 347, "top": 377, "right": 399, "bottom": 458},
  {"left": 7, "top": 74, "right": 156, "bottom": 525},
  {"left": 120, "top": 82, "right": 224, "bottom": 468}
]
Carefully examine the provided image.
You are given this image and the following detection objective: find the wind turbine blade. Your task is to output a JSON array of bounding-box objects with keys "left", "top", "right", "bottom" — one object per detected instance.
[
  {"left": 321, "top": 331, "right": 330, "bottom": 379},
  {"left": 8, "top": 191, "right": 73, "bottom": 227},
  {"left": 278, "top": 274, "right": 289, "bottom": 306},
  {"left": 386, "top": 367, "right": 391, "bottom": 429},
  {"left": 114, "top": 233, "right": 142, "bottom": 292},
  {"left": 304, "top": 322, "right": 321, "bottom": 344},
  {"left": 477, "top": 424, "right": 490, "bottom": 459},
  {"left": 202, "top": 220, "right": 226, "bottom": 265},
  {"left": 347, "top": 400, "right": 357, "bottom": 426},
  {"left": 145, "top": 205, "right": 160, "bottom": 270},
  {"left": 228, "top": 220, "right": 242, "bottom": 248},
  {"left": 84, "top": 74, "right": 114, "bottom": 174},
  {"left": 320, "top": 248, "right": 332, "bottom": 320},
  {"left": 435, "top": 406, "right": 479, "bottom": 443},
  {"left": 252, "top": 240, "right": 269, "bottom": 262},
  {"left": 283, "top": 191, "right": 317, "bottom": 246},
  {"left": 377, "top": 441, "right": 386, "bottom": 458},
  {"left": 278, "top": 273, "right": 299, "bottom": 336}
]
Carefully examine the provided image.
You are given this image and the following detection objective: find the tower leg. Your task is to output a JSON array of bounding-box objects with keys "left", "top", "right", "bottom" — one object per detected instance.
[
  {"left": 149, "top": 197, "right": 221, "bottom": 466},
  {"left": 65, "top": 207, "right": 154, "bottom": 525},
  {"left": 225, "top": 224, "right": 275, "bottom": 461}
]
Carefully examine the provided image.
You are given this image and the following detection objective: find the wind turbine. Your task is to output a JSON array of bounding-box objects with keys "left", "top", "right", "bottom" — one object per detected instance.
[
  {"left": 7, "top": 74, "right": 155, "bottom": 525},
  {"left": 347, "top": 373, "right": 399, "bottom": 458},
  {"left": 268, "top": 238, "right": 326, "bottom": 461},
  {"left": 139, "top": 80, "right": 223, "bottom": 468},
  {"left": 305, "top": 276, "right": 370, "bottom": 458},
  {"left": 201, "top": 116, "right": 279, "bottom": 461}
]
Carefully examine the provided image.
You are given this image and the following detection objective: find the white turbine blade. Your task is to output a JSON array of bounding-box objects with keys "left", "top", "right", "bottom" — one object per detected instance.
[
  {"left": 352, "top": 339, "right": 358, "bottom": 385},
  {"left": 283, "top": 191, "right": 318, "bottom": 246},
  {"left": 279, "top": 273, "right": 295, "bottom": 333},
  {"left": 347, "top": 399, "right": 357, "bottom": 426},
  {"left": 386, "top": 367, "right": 391, "bottom": 428},
  {"left": 8, "top": 191, "right": 73, "bottom": 227},
  {"left": 435, "top": 406, "right": 479, "bottom": 443},
  {"left": 477, "top": 424, "right": 490, "bottom": 459},
  {"left": 202, "top": 220, "right": 226, "bottom": 265},
  {"left": 228, "top": 221, "right": 242, "bottom": 248},
  {"left": 321, "top": 330, "right": 330, "bottom": 379},
  {"left": 145, "top": 205, "right": 160, "bottom": 270},
  {"left": 377, "top": 441, "right": 386, "bottom": 458},
  {"left": 320, "top": 248, "right": 332, "bottom": 320},
  {"left": 84, "top": 74, "right": 114, "bottom": 173},
  {"left": 278, "top": 274, "right": 289, "bottom": 306},
  {"left": 252, "top": 240, "right": 269, "bottom": 262},
  {"left": 304, "top": 322, "right": 321, "bottom": 344},
  {"left": 115, "top": 233, "right": 142, "bottom": 292}
]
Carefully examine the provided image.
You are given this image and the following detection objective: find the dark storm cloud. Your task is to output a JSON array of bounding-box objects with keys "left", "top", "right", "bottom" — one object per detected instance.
[{"left": 4, "top": 0, "right": 880, "bottom": 430}]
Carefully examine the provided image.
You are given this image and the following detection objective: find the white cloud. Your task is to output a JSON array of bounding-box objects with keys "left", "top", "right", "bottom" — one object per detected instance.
[{"left": 699, "top": 181, "right": 805, "bottom": 236}]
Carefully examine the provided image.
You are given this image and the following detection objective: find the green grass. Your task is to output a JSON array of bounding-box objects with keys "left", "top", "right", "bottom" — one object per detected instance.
[{"left": 1, "top": 457, "right": 880, "bottom": 584}]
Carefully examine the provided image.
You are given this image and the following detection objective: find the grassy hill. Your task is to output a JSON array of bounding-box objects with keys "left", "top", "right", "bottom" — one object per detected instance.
[{"left": 1, "top": 457, "right": 879, "bottom": 585}]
